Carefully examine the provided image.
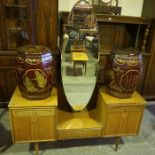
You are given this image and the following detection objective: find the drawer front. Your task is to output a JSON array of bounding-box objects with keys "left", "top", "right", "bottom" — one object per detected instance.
[
  {"left": 108, "top": 105, "right": 144, "bottom": 112},
  {"left": 12, "top": 109, "right": 55, "bottom": 117},
  {"left": 124, "top": 105, "right": 144, "bottom": 112},
  {"left": 108, "top": 106, "right": 124, "bottom": 112},
  {"left": 57, "top": 128, "right": 102, "bottom": 140}
]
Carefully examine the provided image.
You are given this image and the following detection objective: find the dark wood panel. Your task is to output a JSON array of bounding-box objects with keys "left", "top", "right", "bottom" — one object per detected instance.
[
  {"left": 142, "top": 0, "right": 155, "bottom": 18},
  {"left": 137, "top": 55, "right": 150, "bottom": 92},
  {"left": 36, "top": 0, "right": 58, "bottom": 50},
  {"left": 142, "top": 21, "right": 155, "bottom": 99},
  {"left": 0, "top": 1, "right": 59, "bottom": 106},
  {"left": 0, "top": 0, "right": 6, "bottom": 49},
  {"left": 96, "top": 14, "right": 152, "bottom": 25},
  {"left": 0, "top": 54, "right": 17, "bottom": 107},
  {"left": 97, "top": 54, "right": 107, "bottom": 84},
  {"left": 0, "top": 67, "right": 17, "bottom": 107},
  {"left": 142, "top": 1, "right": 155, "bottom": 99},
  {"left": 0, "top": 71, "right": 6, "bottom": 104},
  {"left": 98, "top": 23, "right": 126, "bottom": 53},
  {"left": 52, "top": 50, "right": 61, "bottom": 85},
  {"left": 0, "top": 0, "right": 33, "bottom": 49}
]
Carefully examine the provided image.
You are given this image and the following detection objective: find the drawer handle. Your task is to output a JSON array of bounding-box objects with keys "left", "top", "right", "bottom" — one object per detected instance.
[{"left": 110, "top": 106, "right": 122, "bottom": 108}]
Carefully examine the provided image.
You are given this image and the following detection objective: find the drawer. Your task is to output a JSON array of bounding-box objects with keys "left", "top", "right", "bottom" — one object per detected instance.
[
  {"left": 108, "top": 105, "right": 144, "bottom": 112},
  {"left": 108, "top": 106, "right": 124, "bottom": 112},
  {"left": 124, "top": 105, "right": 144, "bottom": 112},
  {"left": 12, "top": 109, "right": 55, "bottom": 117},
  {"left": 57, "top": 128, "right": 102, "bottom": 140},
  {"left": 10, "top": 108, "right": 56, "bottom": 143}
]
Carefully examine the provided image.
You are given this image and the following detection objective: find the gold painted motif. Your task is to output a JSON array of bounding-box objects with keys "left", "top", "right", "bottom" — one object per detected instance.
[
  {"left": 113, "top": 66, "right": 124, "bottom": 74},
  {"left": 110, "top": 83, "right": 122, "bottom": 92},
  {"left": 15, "top": 65, "right": 24, "bottom": 73},
  {"left": 106, "top": 70, "right": 114, "bottom": 83},
  {"left": 120, "top": 70, "right": 140, "bottom": 91},
  {"left": 108, "top": 89, "right": 131, "bottom": 98},
  {"left": 16, "top": 57, "right": 25, "bottom": 63},
  {"left": 51, "top": 68, "right": 55, "bottom": 83},
  {"left": 114, "top": 55, "right": 140, "bottom": 66},
  {"left": 25, "top": 56, "right": 41, "bottom": 65},
  {"left": 44, "top": 66, "right": 55, "bottom": 75},
  {"left": 23, "top": 69, "right": 47, "bottom": 92}
]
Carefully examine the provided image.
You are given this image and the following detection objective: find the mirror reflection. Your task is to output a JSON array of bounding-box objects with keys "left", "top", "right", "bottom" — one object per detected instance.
[{"left": 61, "top": 0, "right": 99, "bottom": 111}]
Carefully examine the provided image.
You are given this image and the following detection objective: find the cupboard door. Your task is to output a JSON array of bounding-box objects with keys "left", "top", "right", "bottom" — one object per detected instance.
[
  {"left": 123, "top": 106, "right": 144, "bottom": 135},
  {"left": 12, "top": 110, "right": 34, "bottom": 142},
  {"left": 34, "top": 110, "right": 56, "bottom": 141},
  {"left": 103, "top": 108, "right": 124, "bottom": 136},
  {"left": 11, "top": 109, "right": 56, "bottom": 142}
]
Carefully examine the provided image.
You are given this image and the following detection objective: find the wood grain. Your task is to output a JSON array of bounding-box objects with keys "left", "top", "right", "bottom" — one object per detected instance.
[
  {"left": 96, "top": 88, "right": 146, "bottom": 137},
  {"left": 9, "top": 87, "right": 57, "bottom": 143},
  {"left": 36, "top": 0, "right": 58, "bottom": 50}
]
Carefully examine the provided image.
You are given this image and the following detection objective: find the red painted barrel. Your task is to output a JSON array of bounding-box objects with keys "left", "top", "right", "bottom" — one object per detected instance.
[
  {"left": 15, "top": 45, "right": 55, "bottom": 99},
  {"left": 105, "top": 48, "right": 143, "bottom": 98}
]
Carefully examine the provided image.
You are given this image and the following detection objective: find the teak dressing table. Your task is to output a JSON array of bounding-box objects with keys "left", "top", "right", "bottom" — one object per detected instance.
[{"left": 8, "top": 86, "right": 146, "bottom": 155}]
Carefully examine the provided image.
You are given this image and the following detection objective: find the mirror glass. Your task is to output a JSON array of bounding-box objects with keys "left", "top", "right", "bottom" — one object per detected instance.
[{"left": 60, "top": 0, "right": 99, "bottom": 111}]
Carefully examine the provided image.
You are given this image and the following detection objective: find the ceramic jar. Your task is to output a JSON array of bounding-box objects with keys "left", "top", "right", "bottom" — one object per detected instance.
[
  {"left": 105, "top": 48, "right": 143, "bottom": 98},
  {"left": 15, "top": 45, "right": 55, "bottom": 99}
]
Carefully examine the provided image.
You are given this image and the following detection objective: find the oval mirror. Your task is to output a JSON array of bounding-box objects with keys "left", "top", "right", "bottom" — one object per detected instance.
[{"left": 61, "top": 0, "right": 99, "bottom": 111}]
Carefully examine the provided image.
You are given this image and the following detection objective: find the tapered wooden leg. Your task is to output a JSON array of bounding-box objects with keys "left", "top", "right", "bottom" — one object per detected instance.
[
  {"left": 85, "top": 62, "right": 87, "bottom": 75},
  {"left": 115, "top": 137, "right": 121, "bottom": 151},
  {"left": 73, "top": 61, "right": 75, "bottom": 75},
  {"left": 34, "top": 142, "right": 39, "bottom": 155}
]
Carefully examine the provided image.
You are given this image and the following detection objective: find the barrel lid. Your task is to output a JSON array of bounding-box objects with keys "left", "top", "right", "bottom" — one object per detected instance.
[
  {"left": 17, "top": 45, "right": 51, "bottom": 55},
  {"left": 114, "top": 48, "right": 140, "bottom": 56}
]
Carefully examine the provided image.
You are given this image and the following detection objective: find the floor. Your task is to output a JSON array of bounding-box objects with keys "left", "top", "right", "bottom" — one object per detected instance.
[{"left": 0, "top": 103, "right": 155, "bottom": 155}]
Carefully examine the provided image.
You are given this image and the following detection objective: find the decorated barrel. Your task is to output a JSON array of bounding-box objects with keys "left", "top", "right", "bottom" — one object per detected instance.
[
  {"left": 15, "top": 45, "right": 55, "bottom": 99},
  {"left": 105, "top": 48, "right": 143, "bottom": 98}
]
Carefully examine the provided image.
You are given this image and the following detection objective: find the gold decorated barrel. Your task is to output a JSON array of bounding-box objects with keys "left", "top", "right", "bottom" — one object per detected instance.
[
  {"left": 15, "top": 45, "right": 55, "bottom": 99},
  {"left": 105, "top": 48, "right": 143, "bottom": 98}
]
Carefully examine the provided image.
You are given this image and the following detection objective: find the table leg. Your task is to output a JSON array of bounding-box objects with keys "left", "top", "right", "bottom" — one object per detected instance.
[
  {"left": 34, "top": 142, "right": 39, "bottom": 155},
  {"left": 85, "top": 62, "right": 87, "bottom": 75},
  {"left": 115, "top": 137, "right": 121, "bottom": 151},
  {"left": 73, "top": 61, "right": 75, "bottom": 75}
]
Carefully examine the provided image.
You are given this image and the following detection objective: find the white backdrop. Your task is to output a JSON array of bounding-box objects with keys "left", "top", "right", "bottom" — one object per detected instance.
[{"left": 58, "top": 0, "right": 144, "bottom": 17}]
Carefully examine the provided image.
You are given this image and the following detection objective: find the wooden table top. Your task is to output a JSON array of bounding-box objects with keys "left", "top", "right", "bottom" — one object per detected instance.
[
  {"left": 98, "top": 88, "right": 146, "bottom": 105},
  {"left": 8, "top": 87, "right": 58, "bottom": 108},
  {"left": 72, "top": 52, "right": 89, "bottom": 61}
]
